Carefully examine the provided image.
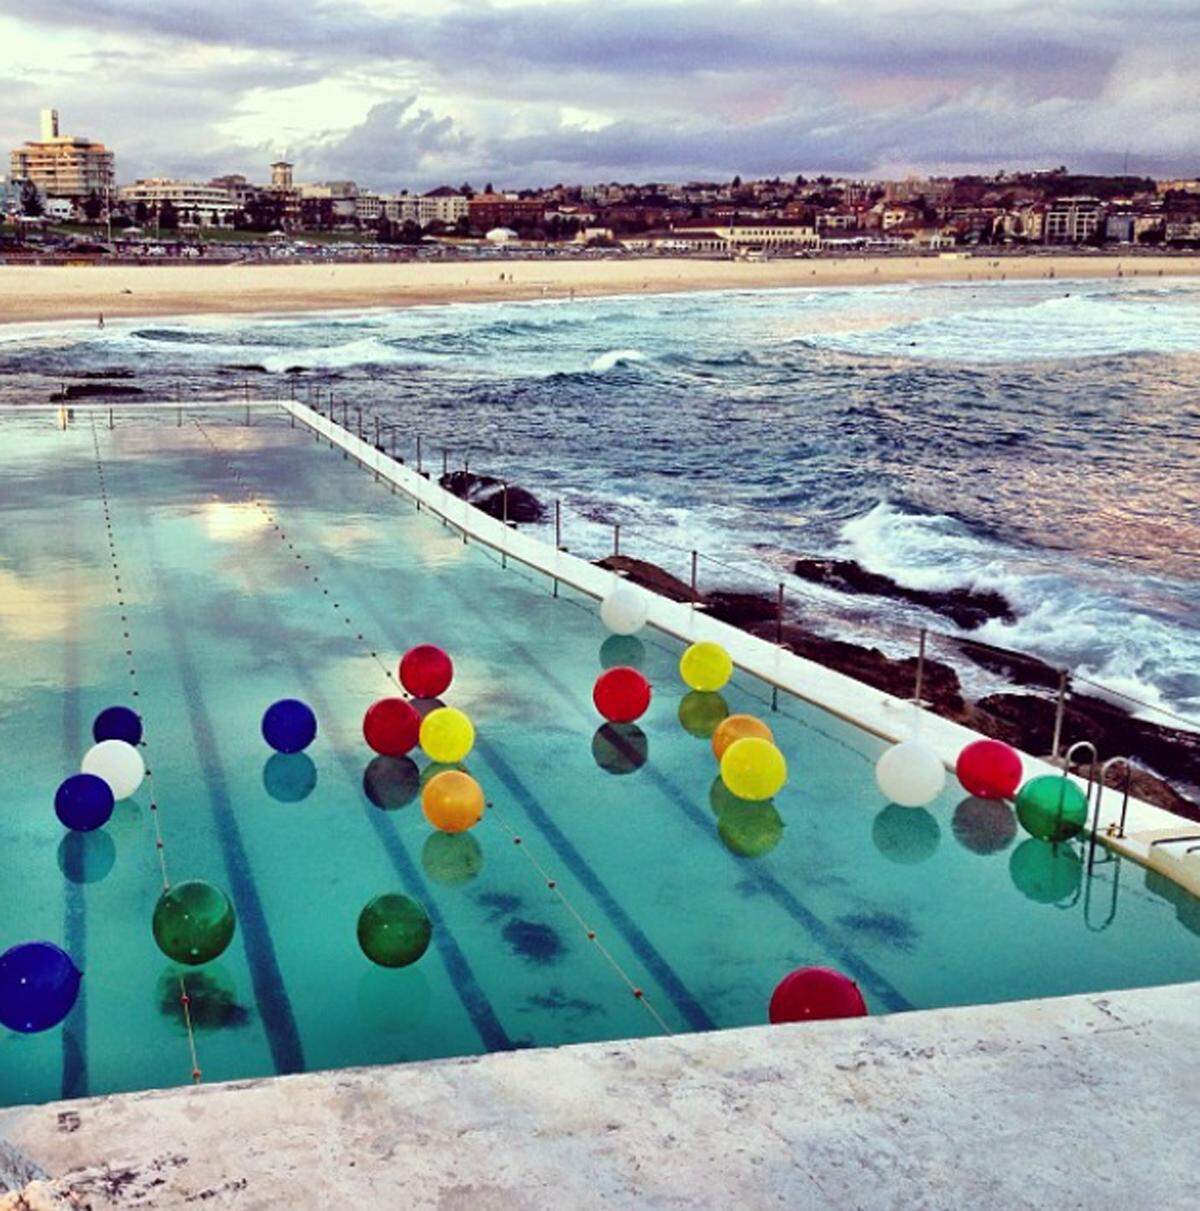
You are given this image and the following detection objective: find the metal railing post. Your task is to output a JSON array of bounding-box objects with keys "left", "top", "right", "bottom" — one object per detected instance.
[
  {"left": 690, "top": 549, "right": 698, "bottom": 599},
  {"left": 613, "top": 523, "right": 621, "bottom": 557},
  {"left": 1051, "top": 669, "right": 1070, "bottom": 762},
  {"left": 913, "top": 627, "right": 927, "bottom": 706},
  {"left": 500, "top": 482, "right": 508, "bottom": 568},
  {"left": 442, "top": 448, "right": 448, "bottom": 475},
  {"left": 416, "top": 434, "right": 423, "bottom": 473},
  {"left": 776, "top": 583, "right": 785, "bottom": 645},
  {"left": 108, "top": 407, "right": 113, "bottom": 429},
  {"left": 555, "top": 500, "right": 562, "bottom": 549},
  {"left": 356, "top": 407, "right": 363, "bottom": 440}
]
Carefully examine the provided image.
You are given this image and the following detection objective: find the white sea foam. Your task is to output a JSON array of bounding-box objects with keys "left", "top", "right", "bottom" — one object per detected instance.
[{"left": 590, "top": 349, "right": 647, "bottom": 372}]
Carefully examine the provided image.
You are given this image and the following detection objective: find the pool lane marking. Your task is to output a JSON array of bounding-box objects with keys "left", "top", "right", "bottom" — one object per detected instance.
[
  {"left": 100, "top": 428, "right": 304, "bottom": 1078},
  {"left": 88, "top": 419, "right": 204, "bottom": 1085},
  {"left": 191, "top": 418, "right": 687, "bottom": 1039},
  {"left": 186, "top": 420, "right": 512, "bottom": 1053},
  {"left": 305, "top": 422, "right": 915, "bottom": 1015}
]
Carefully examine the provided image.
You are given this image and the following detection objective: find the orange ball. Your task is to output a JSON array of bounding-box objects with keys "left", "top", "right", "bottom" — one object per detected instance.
[
  {"left": 422, "top": 770, "right": 485, "bottom": 834},
  {"left": 711, "top": 714, "right": 774, "bottom": 761}
]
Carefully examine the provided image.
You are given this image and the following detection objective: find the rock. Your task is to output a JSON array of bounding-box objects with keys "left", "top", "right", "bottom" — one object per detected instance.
[
  {"left": 949, "top": 634, "right": 1064, "bottom": 690},
  {"left": 49, "top": 383, "right": 145, "bottom": 401},
  {"left": 221, "top": 363, "right": 268, "bottom": 373},
  {"left": 792, "top": 557, "right": 1016, "bottom": 630},
  {"left": 438, "top": 470, "right": 546, "bottom": 524},
  {"left": 595, "top": 555, "right": 698, "bottom": 602},
  {"left": 63, "top": 368, "right": 136, "bottom": 380},
  {"left": 705, "top": 591, "right": 779, "bottom": 627}
]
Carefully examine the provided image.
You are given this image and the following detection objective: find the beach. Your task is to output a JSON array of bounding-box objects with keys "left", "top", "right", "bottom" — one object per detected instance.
[{"left": 2, "top": 253, "right": 1200, "bottom": 323}]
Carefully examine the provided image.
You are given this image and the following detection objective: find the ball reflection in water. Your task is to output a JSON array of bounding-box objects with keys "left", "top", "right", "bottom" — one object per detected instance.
[
  {"left": 591, "top": 723, "right": 649, "bottom": 775},
  {"left": 871, "top": 803, "right": 941, "bottom": 865}
]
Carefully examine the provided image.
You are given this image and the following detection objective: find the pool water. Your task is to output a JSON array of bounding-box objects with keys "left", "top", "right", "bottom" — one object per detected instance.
[{"left": 1, "top": 406, "right": 1198, "bottom": 1109}]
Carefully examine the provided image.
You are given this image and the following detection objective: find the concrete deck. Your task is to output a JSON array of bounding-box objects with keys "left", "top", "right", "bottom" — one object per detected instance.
[{"left": 2, "top": 982, "right": 1197, "bottom": 1209}]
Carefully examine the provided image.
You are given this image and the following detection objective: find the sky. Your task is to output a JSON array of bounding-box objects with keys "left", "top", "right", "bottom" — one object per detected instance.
[{"left": 2, "top": 0, "right": 1198, "bottom": 191}]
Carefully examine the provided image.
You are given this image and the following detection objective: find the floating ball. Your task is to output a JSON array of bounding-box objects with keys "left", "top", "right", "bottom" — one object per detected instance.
[
  {"left": 711, "top": 713, "right": 774, "bottom": 762},
  {"left": 92, "top": 705, "right": 142, "bottom": 746},
  {"left": 600, "top": 634, "right": 646, "bottom": 671},
  {"left": 720, "top": 736, "right": 787, "bottom": 801},
  {"left": 422, "top": 769, "right": 485, "bottom": 833},
  {"left": 874, "top": 739, "right": 946, "bottom": 808},
  {"left": 399, "top": 645, "right": 454, "bottom": 699},
  {"left": 357, "top": 893, "right": 432, "bottom": 968},
  {"left": 363, "top": 755, "right": 421, "bottom": 810},
  {"left": 1015, "top": 774, "right": 1089, "bottom": 843},
  {"left": 1009, "top": 838, "right": 1082, "bottom": 904},
  {"left": 0, "top": 942, "right": 81, "bottom": 1033},
  {"left": 956, "top": 739, "right": 1022, "bottom": 800},
  {"left": 262, "top": 752, "right": 317, "bottom": 803},
  {"left": 591, "top": 723, "right": 649, "bottom": 775},
  {"left": 422, "top": 832, "right": 485, "bottom": 887},
  {"left": 54, "top": 773, "right": 114, "bottom": 832},
  {"left": 363, "top": 697, "right": 421, "bottom": 757},
  {"left": 593, "top": 666, "right": 651, "bottom": 724},
  {"left": 261, "top": 698, "right": 317, "bottom": 753},
  {"left": 678, "top": 691, "right": 729, "bottom": 739},
  {"left": 680, "top": 641, "right": 733, "bottom": 692},
  {"left": 872, "top": 804, "right": 941, "bottom": 865},
  {"left": 718, "top": 800, "right": 784, "bottom": 858},
  {"left": 600, "top": 583, "right": 648, "bottom": 635},
  {"left": 152, "top": 881, "right": 236, "bottom": 966},
  {"left": 81, "top": 738, "right": 145, "bottom": 800},
  {"left": 768, "top": 967, "right": 867, "bottom": 1025},
  {"left": 952, "top": 796, "right": 1017, "bottom": 856},
  {"left": 419, "top": 707, "right": 475, "bottom": 764}
]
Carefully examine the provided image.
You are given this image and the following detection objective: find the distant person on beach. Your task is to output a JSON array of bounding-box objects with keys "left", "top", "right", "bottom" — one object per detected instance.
[{"left": 98, "top": 313, "right": 104, "bottom": 328}]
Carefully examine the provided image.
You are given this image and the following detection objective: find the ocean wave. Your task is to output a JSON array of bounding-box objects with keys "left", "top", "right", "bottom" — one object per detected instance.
[{"left": 590, "top": 349, "right": 648, "bottom": 372}]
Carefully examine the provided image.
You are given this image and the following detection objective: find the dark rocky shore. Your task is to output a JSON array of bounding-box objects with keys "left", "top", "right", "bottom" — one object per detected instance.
[
  {"left": 438, "top": 470, "right": 547, "bottom": 523},
  {"left": 597, "top": 553, "right": 1200, "bottom": 821}
]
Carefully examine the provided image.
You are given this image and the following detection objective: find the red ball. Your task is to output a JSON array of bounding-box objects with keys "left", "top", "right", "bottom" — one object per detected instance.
[
  {"left": 956, "top": 739, "right": 1022, "bottom": 800},
  {"left": 593, "top": 666, "right": 651, "bottom": 724},
  {"left": 399, "top": 645, "right": 453, "bottom": 699},
  {"left": 769, "top": 967, "right": 868, "bottom": 1025},
  {"left": 363, "top": 698, "right": 421, "bottom": 756}
]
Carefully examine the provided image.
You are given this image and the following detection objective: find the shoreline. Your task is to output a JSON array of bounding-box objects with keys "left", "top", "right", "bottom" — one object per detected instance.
[{"left": 2, "top": 253, "right": 1199, "bottom": 324}]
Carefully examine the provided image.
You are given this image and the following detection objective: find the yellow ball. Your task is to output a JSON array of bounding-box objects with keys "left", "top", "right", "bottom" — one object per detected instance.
[
  {"left": 422, "top": 770, "right": 485, "bottom": 833},
  {"left": 680, "top": 641, "right": 733, "bottom": 692},
  {"left": 720, "top": 737, "right": 787, "bottom": 801},
  {"left": 419, "top": 706, "right": 475, "bottom": 763},
  {"left": 711, "top": 714, "right": 775, "bottom": 761}
]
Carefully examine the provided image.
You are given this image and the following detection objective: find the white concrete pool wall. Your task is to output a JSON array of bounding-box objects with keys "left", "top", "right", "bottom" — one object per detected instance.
[{"left": 279, "top": 401, "right": 1197, "bottom": 869}]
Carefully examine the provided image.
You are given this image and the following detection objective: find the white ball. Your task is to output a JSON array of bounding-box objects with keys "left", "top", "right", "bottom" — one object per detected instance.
[
  {"left": 875, "top": 740, "right": 946, "bottom": 808},
  {"left": 82, "top": 739, "right": 146, "bottom": 801},
  {"left": 600, "top": 583, "right": 648, "bottom": 635}
]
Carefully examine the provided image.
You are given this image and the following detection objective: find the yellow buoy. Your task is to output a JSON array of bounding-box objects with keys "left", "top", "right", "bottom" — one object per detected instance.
[
  {"left": 720, "top": 736, "right": 787, "bottom": 801},
  {"left": 679, "top": 641, "right": 733, "bottom": 692},
  {"left": 419, "top": 706, "right": 475, "bottom": 764}
]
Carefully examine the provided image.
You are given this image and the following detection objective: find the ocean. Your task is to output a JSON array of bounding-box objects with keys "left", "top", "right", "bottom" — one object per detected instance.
[{"left": 3, "top": 275, "right": 1198, "bottom": 723}]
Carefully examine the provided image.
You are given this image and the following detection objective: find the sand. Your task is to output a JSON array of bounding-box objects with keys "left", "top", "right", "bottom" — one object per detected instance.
[{"left": 0, "top": 253, "right": 1198, "bottom": 324}]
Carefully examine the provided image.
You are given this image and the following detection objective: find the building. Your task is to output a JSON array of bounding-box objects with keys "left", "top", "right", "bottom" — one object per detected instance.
[
  {"left": 418, "top": 186, "right": 469, "bottom": 227},
  {"left": 118, "top": 179, "right": 237, "bottom": 226},
  {"left": 1043, "top": 197, "right": 1103, "bottom": 244},
  {"left": 672, "top": 220, "right": 819, "bottom": 250},
  {"left": 9, "top": 109, "right": 114, "bottom": 200},
  {"left": 271, "top": 161, "right": 294, "bottom": 189},
  {"left": 468, "top": 191, "right": 545, "bottom": 232}
]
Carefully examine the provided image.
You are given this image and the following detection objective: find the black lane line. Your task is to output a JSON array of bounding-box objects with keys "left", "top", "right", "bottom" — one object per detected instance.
[
  {"left": 112, "top": 441, "right": 305, "bottom": 1076},
  {"left": 308, "top": 436, "right": 915, "bottom": 1014}
]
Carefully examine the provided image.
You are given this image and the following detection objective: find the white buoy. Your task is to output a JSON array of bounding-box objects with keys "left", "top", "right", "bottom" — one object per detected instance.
[
  {"left": 600, "top": 583, "right": 648, "bottom": 635},
  {"left": 82, "top": 739, "right": 145, "bottom": 801},
  {"left": 875, "top": 739, "right": 946, "bottom": 808}
]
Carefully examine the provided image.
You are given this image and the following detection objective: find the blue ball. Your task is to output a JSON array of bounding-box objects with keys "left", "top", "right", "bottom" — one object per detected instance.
[
  {"left": 0, "top": 942, "right": 82, "bottom": 1033},
  {"left": 93, "top": 705, "right": 143, "bottom": 746},
  {"left": 261, "top": 698, "right": 317, "bottom": 753},
  {"left": 54, "top": 773, "right": 115, "bottom": 832}
]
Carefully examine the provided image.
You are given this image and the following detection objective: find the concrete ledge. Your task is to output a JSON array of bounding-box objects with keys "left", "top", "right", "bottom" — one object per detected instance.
[{"left": 2, "top": 982, "right": 1196, "bottom": 1209}]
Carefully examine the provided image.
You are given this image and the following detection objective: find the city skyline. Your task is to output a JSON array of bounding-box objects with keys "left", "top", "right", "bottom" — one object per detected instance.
[{"left": 2, "top": 1, "right": 1198, "bottom": 191}]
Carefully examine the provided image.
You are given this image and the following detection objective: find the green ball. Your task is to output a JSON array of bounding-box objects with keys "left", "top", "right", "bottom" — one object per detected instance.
[
  {"left": 1009, "top": 839, "right": 1082, "bottom": 904},
  {"left": 422, "top": 832, "right": 485, "bottom": 887},
  {"left": 717, "top": 800, "right": 784, "bottom": 858},
  {"left": 1015, "top": 775, "right": 1088, "bottom": 843},
  {"left": 678, "top": 691, "right": 729, "bottom": 739},
  {"left": 152, "top": 880, "right": 236, "bottom": 966},
  {"left": 357, "top": 894, "right": 432, "bottom": 968}
]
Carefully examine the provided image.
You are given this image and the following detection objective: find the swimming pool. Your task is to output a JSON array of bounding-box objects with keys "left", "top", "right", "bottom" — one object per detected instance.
[{"left": 2, "top": 404, "right": 1198, "bottom": 1109}]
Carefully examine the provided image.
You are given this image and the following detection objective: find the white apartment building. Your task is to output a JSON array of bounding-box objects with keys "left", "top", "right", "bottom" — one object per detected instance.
[
  {"left": 119, "top": 179, "right": 237, "bottom": 225},
  {"left": 1043, "top": 197, "right": 1103, "bottom": 244}
]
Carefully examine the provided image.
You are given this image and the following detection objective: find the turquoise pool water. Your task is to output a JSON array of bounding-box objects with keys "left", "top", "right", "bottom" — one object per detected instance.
[{"left": 2, "top": 405, "right": 1198, "bottom": 1109}]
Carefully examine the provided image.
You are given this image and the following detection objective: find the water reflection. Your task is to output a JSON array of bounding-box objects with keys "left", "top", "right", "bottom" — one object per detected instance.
[
  {"left": 357, "top": 964, "right": 432, "bottom": 1034},
  {"left": 1009, "top": 839, "right": 1082, "bottom": 905},
  {"left": 57, "top": 830, "right": 116, "bottom": 884},
  {"left": 410, "top": 696, "right": 445, "bottom": 720},
  {"left": 263, "top": 752, "right": 318, "bottom": 803},
  {"left": 419, "top": 760, "right": 469, "bottom": 788},
  {"left": 599, "top": 634, "right": 645, "bottom": 670},
  {"left": 952, "top": 796, "right": 1017, "bottom": 856},
  {"left": 717, "top": 799, "right": 784, "bottom": 858},
  {"left": 157, "top": 963, "right": 250, "bottom": 1033},
  {"left": 678, "top": 691, "right": 729, "bottom": 739},
  {"left": 363, "top": 755, "right": 420, "bottom": 810},
  {"left": 872, "top": 804, "right": 941, "bottom": 865},
  {"left": 422, "top": 831, "right": 485, "bottom": 886},
  {"left": 591, "top": 723, "right": 648, "bottom": 775}
]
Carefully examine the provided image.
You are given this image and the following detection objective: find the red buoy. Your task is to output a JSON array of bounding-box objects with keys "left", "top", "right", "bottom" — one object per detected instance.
[
  {"left": 592, "top": 666, "right": 651, "bottom": 724},
  {"left": 363, "top": 698, "right": 421, "bottom": 756},
  {"left": 768, "top": 967, "right": 868, "bottom": 1024},
  {"left": 399, "top": 645, "right": 454, "bottom": 699},
  {"left": 956, "top": 739, "right": 1022, "bottom": 800}
]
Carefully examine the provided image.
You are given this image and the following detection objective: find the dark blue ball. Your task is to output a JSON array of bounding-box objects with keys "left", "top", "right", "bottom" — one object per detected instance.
[
  {"left": 0, "top": 942, "right": 82, "bottom": 1033},
  {"left": 93, "top": 705, "right": 143, "bottom": 746},
  {"left": 54, "top": 773, "right": 115, "bottom": 832},
  {"left": 262, "top": 699, "right": 317, "bottom": 754}
]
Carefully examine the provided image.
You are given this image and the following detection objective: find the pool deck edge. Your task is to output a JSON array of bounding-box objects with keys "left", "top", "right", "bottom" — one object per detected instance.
[{"left": 2, "top": 980, "right": 1196, "bottom": 1209}]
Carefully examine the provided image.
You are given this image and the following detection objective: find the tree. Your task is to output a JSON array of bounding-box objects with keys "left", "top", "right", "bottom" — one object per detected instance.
[
  {"left": 484, "top": 181, "right": 494, "bottom": 194},
  {"left": 19, "top": 180, "right": 43, "bottom": 217},
  {"left": 158, "top": 200, "right": 179, "bottom": 230},
  {"left": 731, "top": 174, "right": 742, "bottom": 189},
  {"left": 459, "top": 182, "right": 474, "bottom": 199},
  {"left": 83, "top": 190, "right": 103, "bottom": 222},
  {"left": 134, "top": 201, "right": 149, "bottom": 225}
]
